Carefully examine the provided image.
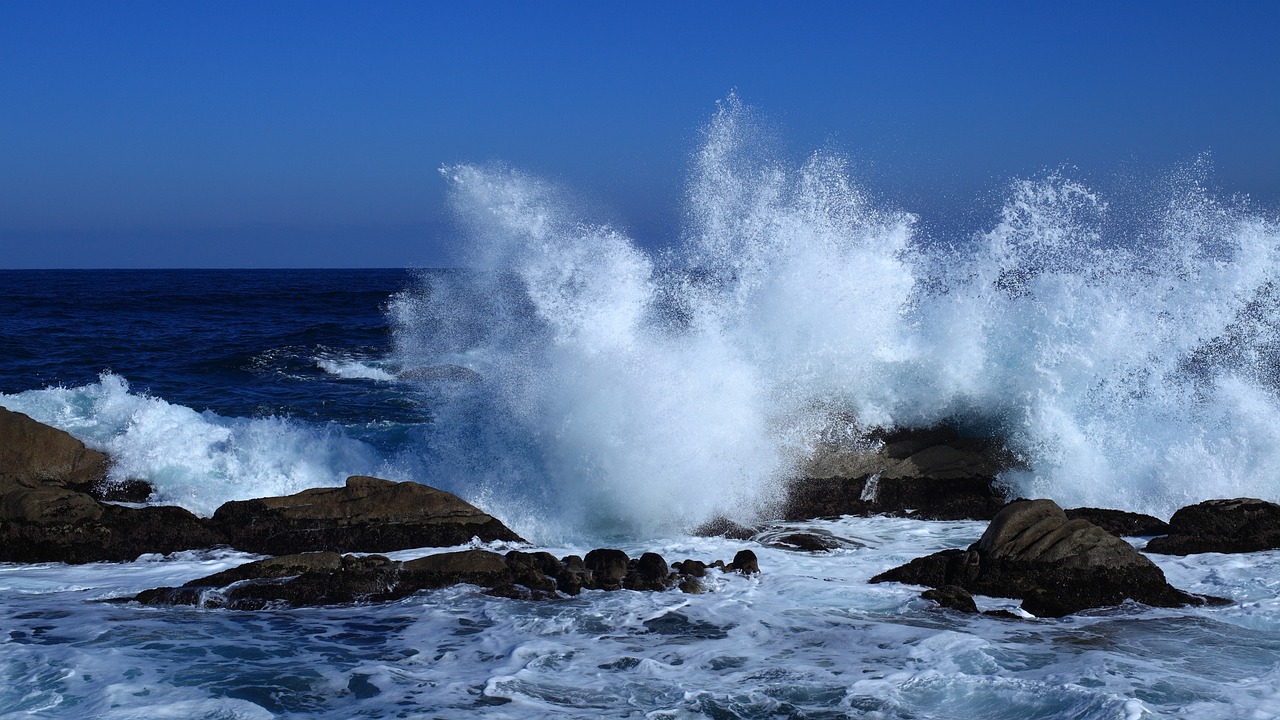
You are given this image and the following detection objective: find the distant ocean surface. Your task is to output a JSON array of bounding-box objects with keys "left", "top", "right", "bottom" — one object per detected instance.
[{"left": 5, "top": 98, "right": 1280, "bottom": 718}]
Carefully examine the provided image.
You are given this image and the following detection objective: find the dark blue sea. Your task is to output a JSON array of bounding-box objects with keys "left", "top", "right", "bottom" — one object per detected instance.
[{"left": 4, "top": 101, "right": 1280, "bottom": 717}]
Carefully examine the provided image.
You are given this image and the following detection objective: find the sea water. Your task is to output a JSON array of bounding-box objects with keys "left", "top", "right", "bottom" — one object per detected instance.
[{"left": 3, "top": 97, "right": 1280, "bottom": 717}]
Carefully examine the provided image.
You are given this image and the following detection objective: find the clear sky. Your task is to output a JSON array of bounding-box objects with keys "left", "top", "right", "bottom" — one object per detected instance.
[{"left": 2, "top": 1, "right": 1277, "bottom": 268}]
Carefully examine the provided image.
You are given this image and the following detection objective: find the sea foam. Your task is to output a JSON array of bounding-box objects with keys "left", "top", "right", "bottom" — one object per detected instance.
[{"left": 390, "top": 96, "right": 1280, "bottom": 531}]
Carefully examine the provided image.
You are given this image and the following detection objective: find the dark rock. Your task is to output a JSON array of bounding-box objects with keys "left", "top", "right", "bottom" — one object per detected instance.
[
  {"left": 0, "top": 406, "right": 110, "bottom": 490},
  {"left": 557, "top": 555, "right": 591, "bottom": 595},
  {"left": 0, "top": 492, "right": 226, "bottom": 564},
  {"left": 769, "top": 532, "right": 841, "bottom": 552},
  {"left": 922, "top": 585, "right": 979, "bottom": 613},
  {"left": 1065, "top": 507, "right": 1170, "bottom": 537},
  {"left": 729, "top": 549, "right": 759, "bottom": 574},
  {"left": 400, "top": 549, "right": 513, "bottom": 590},
  {"left": 1145, "top": 498, "right": 1280, "bottom": 555},
  {"left": 211, "top": 475, "right": 524, "bottom": 555},
  {"left": 785, "top": 425, "right": 1013, "bottom": 522},
  {"left": 678, "top": 576, "right": 704, "bottom": 594},
  {"left": 504, "top": 550, "right": 561, "bottom": 593},
  {"left": 873, "top": 499, "right": 1222, "bottom": 617},
  {"left": 675, "top": 559, "right": 708, "bottom": 577},
  {"left": 584, "top": 548, "right": 630, "bottom": 590},
  {"left": 691, "top": 517, "right": 758, "bottom": 540},
  {"left": 136, "top": 545, "right": 743, "bottom": 608},
  {"left": 91, "top": 478, "right": 154, "bottom": 503},
  {"left": 625, "top": 552, "right": 672, "bottom": 591}
]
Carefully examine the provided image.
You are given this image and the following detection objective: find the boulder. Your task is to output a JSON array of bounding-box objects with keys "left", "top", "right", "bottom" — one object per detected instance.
[
  {"left": 0, "top": 407, "right": 109, "bottom": 490},
  {"left": 211, "top": 475, "right": 524, "bottom": 554},
  {"left": 1145, "top": 498, "right": 1280, "bottom": 555},
  {"left": 729, "top": 549, "right": 759, "bottom": 574},
  {"left": 873, "top": 499, "right": 1224, "bottom": 617},
  {"left": 625, "top": 552, "right": 672, "bottom": 591},
  {"left": 136, "top": 552, "right": 400, "bottom": 609},
  {"left": 921, "top": 585, "right": 979, "bottom": 614},
  {"left": 1064, "top": 507, "right": 1170, "bottom": 537},
  {"left": 0, "top": 501, "right": 227, "bottom": 564},
  {"left": 785, "top": 426, "right": 1012, "bottom": 521},
  {"left": 584, "top": 548, "right": 630, "bottom": 590}
]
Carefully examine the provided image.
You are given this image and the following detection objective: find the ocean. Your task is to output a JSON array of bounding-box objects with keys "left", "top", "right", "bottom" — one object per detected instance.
[{"left": 4, "top": 99, "right": 1280, "bottom": 718}]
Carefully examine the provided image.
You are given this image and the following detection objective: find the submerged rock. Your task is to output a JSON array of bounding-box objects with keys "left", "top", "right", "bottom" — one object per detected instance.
[
  {"left": 873, "top": 499, "right": 1225, "bottom": 617},
  {"left": 136, "top": 547, "right": 755, "bottom": 609},
  {"left": 211, "top": 475, "right": 525, "bottom": 554},
  {"left": 1145, "top": 498, "right": 1280, "bottom": 555},
  {"left": 786, "top": 425, "right": 1012, "bottom": 522}
]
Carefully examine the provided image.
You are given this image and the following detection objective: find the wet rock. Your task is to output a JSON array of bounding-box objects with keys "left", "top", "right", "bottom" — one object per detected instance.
[
  {"left": 769, "top": 532, "right": 842, "bottom": 552},
  {"left": 211, "top": 475, "right": 524, "bottom": 555},
  {"left": 0, "top": 406, "right": 110, "bottom": 490},
  {"left": 1064, "top": 507, "right": 1170, "bottom": 537},
  {"left": 674, "top": 559, "right": 708, "bottom": 577},
  {"left": 584, "top": 548, "right": 630, "bottom": 590},
  {"left": 873, "top": 499, "right": 1224, "bottom": 617},
  {"left": 786, "top": 425, "right": 1013, "bottom": 522},
  {"left": 691, "top": 517, "right": 759, "bottom": 540},
  {"left": 625, "top": 552, "right": 672, "bottom": 591},
  {"left": 556, "top": 554, "right": 591, "bottom": 595},
  {"left": 400, "top": 549, "right": 513, "bottom": 590},
  {"left": 1145, "top": 498, "right": 1280, "bottom": 555},
  {"left": 504, "top": 550, "right": 562, "bottom": 593},
  {"left": 91, "top": 478, "right": 154, "bottom": 503},
  {"left": 136, "top": 546, "right": 751, "bottom": 608},
  {"left": 921, "top": 585, "right": 979, "bottom": 613},
  {"left": 729, "top": 549, "right": 759, "bottom": 574},
  {"left": 0, "top": 488, "right": 225, "bottom": 564}
]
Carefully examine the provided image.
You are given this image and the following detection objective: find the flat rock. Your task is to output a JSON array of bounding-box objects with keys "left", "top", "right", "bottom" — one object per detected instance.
[
  {"left": 1064, "top": 507, "right": 1171, "bottom": 537},
  {"left": 785, "top": 425, "right": 1012, "bottom": 521},
  {"left": 1145, "top": 498, "right": 1280, "bottom": 555},
  {"left": 211, "top": 475, "right": 524, "bottom": 554},
  {"left": 873, "top": 499, "right": 1223, "bottom": 617}
]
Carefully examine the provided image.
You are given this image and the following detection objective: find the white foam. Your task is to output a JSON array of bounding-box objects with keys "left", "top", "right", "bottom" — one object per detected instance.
[
  {"left": 0, "top": 372, "right": 382, "bottom": 515},
  {"left": 390, "top": 96, "right": 1280, "bottom": 529}
]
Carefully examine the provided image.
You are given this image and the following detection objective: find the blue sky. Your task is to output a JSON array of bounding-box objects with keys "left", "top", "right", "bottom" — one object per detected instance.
[{"left": 2, "top": 1, "right": 1277, "bottom": 268}]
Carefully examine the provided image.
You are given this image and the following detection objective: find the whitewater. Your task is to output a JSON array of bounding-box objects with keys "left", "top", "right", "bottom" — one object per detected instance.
[{"left": 3, "top": 97, "right": 1280, "bottom": 717}]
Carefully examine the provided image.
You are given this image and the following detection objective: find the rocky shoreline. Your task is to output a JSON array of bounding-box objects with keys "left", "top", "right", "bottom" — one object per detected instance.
[{"left": 4, "top": 405, "right": 1279, "bottom": 617}]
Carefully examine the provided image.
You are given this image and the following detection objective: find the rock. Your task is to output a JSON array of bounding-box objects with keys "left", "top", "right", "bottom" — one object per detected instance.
[
  {"left": 91, "top": 478, "right": 154, "bottom": 503},
  {"left": 1065, "top": 507, "right": 1170, "bottom": 537},
  {"left": 729, "top": 549, "right": 759, "bottom": 574},
  {"left": 137, "top": 546, "right": 750, "bottom": 608},
  {"left": 137, "top": 552, "right": 399, "bottom": 609},
  {"left": 785, "top": 425, "right": 1012, "bottom": 522},
  {"left": 674, "top": 559, "right": 708, "bottom": 577},
  {"left": 625, "top": 552, "right": 672, "bottom": 591},
  {"left": 691, "top": 517, "right": 758, "bottom": 540},
  {"left": 400, "top": 549, "right": 514, "bottom": 590},
  {"left": 211, "top": 475, "right": 524, "bottom": 555},
  {"left": 0, "top": 488, "right": 226, "bottom": 564},
  {"left": 584, "top": 548, "right": 630, "bottom": 590},
  {"left": 0, "top": 406, "right": 109, "bottom": 490},
  {"left": 1145, "top": 498, "right": 1280, "bottom": 555},
  {"left": 922, "top": 585, "right": 979, "bottom": 613},
  {"left": 873, "top": 499, "right": 1223, "bottom": 617},
  {"left": 768, "top": 532, "right": 842, "bottom": 552}
]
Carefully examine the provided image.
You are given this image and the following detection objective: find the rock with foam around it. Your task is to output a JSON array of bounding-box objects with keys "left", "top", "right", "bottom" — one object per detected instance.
[
  {"left": 135, "top": 547, "right": 756, "bottom": 608},
  {"left": 1145, "top": 498, "right": 1280, "bottom": 555},
  {"left": 873, "top": 499, "right": 1226, "bottom": 617},
  {"left": 0, "top": 407, "right": 109, "bottom": 491},
  {"left": 211, "top": 475, "right": 524, "bottom": 555},
  {"left": 786, "top": 425, "right": 1012, "bottom": 522}
]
